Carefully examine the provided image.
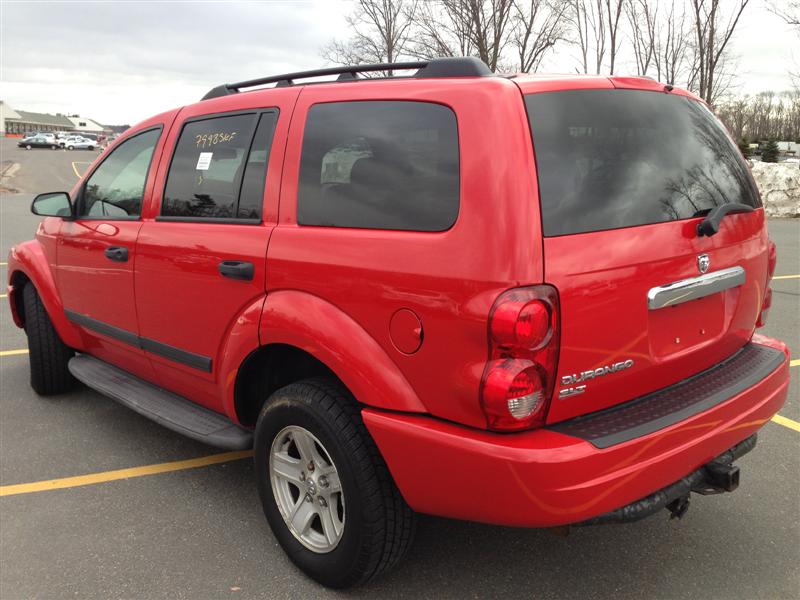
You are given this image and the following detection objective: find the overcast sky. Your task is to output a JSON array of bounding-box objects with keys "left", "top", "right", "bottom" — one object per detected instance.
[{"left": 1, "top": 0, "right": 796, "bottom": 126}]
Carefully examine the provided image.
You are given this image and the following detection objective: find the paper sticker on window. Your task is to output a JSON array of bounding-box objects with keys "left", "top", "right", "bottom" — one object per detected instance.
[{"left": 196, "top": 152, "right": 213, "bottom": 170}]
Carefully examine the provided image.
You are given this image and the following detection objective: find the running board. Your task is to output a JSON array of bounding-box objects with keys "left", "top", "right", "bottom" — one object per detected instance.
[{"left": 68, "top": 354, "right": 253, "bottom": 450}]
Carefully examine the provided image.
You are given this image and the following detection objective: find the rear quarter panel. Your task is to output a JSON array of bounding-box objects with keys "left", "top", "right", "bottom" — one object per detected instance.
[{"left": 266, "top": 78, "right": 542, "bottom": 427}]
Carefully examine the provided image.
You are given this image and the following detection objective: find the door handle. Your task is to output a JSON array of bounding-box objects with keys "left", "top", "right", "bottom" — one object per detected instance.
[
  {"left": 218, "top": 260, "right": 254, "bottom": 281},
  {"left": 104, "top": 246, "right": 128, "bottom": 262}
]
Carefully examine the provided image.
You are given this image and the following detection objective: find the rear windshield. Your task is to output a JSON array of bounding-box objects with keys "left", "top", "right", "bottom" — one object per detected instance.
[{"left": 525, "top": 90, "right": 760, "bottom": 237}]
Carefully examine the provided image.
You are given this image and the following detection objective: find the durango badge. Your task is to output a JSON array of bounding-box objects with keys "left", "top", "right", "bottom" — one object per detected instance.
[{"left": 559, "top": 359, "right": 635, "bottom": 399}]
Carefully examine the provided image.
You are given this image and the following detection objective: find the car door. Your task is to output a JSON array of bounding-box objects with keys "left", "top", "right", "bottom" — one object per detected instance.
[
  {"left": 57, "top": 123, "right": 170, "bottom": 381},
  {"left": 134, "top": 93, "right": 295, "bottom": 412}
]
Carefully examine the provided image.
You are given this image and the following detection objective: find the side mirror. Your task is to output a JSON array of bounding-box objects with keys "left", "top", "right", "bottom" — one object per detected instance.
[{"left": 31, "top": 192, "right": 73, "bottom": 218}]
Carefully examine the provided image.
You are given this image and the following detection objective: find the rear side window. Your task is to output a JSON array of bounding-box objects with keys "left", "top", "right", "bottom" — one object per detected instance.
[
  {"left": 298, "top": 101, "right": 459, "bottom": 231},
  {"left": 525, "top": 90, "right": 760, "bottom": 237},
  {"left": 80, "top": 128, "right": 160, "bottom": 219},
  {"left": 162, "top": 111, "right": 277, "bottom": 220}
]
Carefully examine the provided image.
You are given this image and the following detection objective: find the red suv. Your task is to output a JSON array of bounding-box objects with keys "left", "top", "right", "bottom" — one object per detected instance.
[{"left": 7, "top": 58, "right": 790, "bottom": 588}]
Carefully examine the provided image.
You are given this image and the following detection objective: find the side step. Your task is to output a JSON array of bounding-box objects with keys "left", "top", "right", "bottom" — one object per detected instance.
[{"left": 68, "top": 354, "right": 253, "bottom": 450}]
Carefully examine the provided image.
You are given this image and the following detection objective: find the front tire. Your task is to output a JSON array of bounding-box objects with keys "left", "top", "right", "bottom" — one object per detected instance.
[
  {"left": 254, "top": 379, "right": 415, "bottom": 588},
  {"left": 22, "top": 284, "right": 75, "bottom": 395}
]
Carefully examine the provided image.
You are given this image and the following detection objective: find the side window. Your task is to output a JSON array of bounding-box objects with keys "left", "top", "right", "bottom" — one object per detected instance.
[
  {"left": 79, "top": 128, "right": 160, "bottom": 219},
  {"left": 237, "top": 112, "right": 278, "bottom": 219},
  {"left": 298, "top": 101, "right": 460, "bottom": 231},
  {"left": 162, "top": 112, "right": 275, "bottom": 220}
]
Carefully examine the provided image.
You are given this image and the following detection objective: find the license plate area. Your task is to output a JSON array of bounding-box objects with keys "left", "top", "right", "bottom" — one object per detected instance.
[{"left": 648, "top": 294, "right": 725, "bottom": 359}]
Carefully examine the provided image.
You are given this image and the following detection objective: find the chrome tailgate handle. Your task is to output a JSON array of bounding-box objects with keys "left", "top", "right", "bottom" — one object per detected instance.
[{"left": 648, "top": 266, "right": 745, "bottom": 310}]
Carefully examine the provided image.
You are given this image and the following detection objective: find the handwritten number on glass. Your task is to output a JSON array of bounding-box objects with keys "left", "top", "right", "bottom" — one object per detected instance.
[{"left": 195, "top": 131, "right": 237, "bottom": 149}]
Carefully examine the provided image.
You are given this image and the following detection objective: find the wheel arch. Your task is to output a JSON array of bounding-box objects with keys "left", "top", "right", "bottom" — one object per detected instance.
[
  {"left": 233, "top": 290, "right": 428, "bottom": 426},
  {"left": 7, "top": 242, "right": 83, "bottom": 348}
]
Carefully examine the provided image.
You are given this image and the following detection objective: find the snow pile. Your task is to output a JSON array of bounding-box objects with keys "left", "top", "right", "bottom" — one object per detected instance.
[{"left": 751, "top": 161, "right": 800, "bottom": 218}]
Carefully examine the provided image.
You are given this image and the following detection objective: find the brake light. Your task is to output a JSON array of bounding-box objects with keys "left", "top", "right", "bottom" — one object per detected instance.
[
  {"left": 480, "top": 286, "right": 560, "bottom": 431},
  {"left": 758, "top": 239, "right": 777, "bottom": 328}
]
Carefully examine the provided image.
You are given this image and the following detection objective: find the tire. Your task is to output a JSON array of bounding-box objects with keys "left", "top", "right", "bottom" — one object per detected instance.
[
  {"left": 25, "top": 144, "right": 31, "bottom": 150},
  {"left": 51, "top": 145, "right": 57, "bottom": 149},
  {"left": 22, "top": 283, "right": 75, "bottom": 395},
  {"left": 88, "top": 146, "right": 95, "bottom": 151},
  {"left": 67, "top": 145, "right": 74, "bottom": 150},
  {"left": 254, "top": 378, "right": 415, "bottom": 588}
]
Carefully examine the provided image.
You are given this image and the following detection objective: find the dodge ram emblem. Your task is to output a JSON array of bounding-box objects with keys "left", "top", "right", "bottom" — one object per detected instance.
[{"left": 697, "top": 254, "right": 710, "bottom": 274}]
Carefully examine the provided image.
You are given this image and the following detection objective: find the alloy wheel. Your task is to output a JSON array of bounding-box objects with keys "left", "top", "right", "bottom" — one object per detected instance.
[{"left": 269, "top": 425, "right": 345, "bottom": 553}]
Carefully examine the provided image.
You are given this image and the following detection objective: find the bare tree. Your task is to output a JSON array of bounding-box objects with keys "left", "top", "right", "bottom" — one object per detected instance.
[
  {"left": 689, "top": 0, "right": 749, "bottom": 106},
  {"left": 568, "top": 0, "right": 606, "bottom": 74},
  {"left": 410, "top": 0, "right": 516, "bottom": 71},
  {"left": 510, "top": 0, "right": 569, "bottom": 72},
  {"left": 604, "top": 0, "right": 625, "bottom": 74},
  {"left": 717, "top": 90, "right": 800, "bottom": 142},
  {"left": 768, "top": 1, "right": 800, "bottom": 28},
  {"left": 654, "top": 0, "right": 692, "bottom": 85},
  {"left": 322, "top": 0, "right": 419, "bottom": 72},
  {"left": 626, "top": 0, "right": 658, "bottom": 77}
]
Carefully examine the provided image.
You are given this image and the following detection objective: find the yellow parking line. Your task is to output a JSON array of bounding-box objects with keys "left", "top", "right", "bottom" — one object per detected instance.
[
  {"left": 0, "top": 450, "right": 253, "bottom": 497},
  {"left": 0, "top": 262, "right": 6, "bottom": 266},
  {"left": 71, "top": 161, "right": 82, "bottom": 179},
  {"left": 0, "top": 294, "right": 6, "bottom": 299},
  {"left": 772, "top": 274, "right": 799, "bottom": 280},
  {"left": 0, "top": 349, "right": 28, "bottom": 357},
  {"left": 791, "top": 359, "right": 800, "bottom": 368},
  {"left": 772, "top": 414, "right": 800, "bottom": 433}
]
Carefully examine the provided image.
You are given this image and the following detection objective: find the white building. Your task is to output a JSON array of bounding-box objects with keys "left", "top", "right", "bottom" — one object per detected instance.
[{"left": 66, "top": 115, "right": 105, "bottom": 133}]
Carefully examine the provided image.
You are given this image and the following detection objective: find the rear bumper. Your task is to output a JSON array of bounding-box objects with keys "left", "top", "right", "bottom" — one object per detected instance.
[{"left": 364, "top": 335, "right": 790, "bottom": 527}]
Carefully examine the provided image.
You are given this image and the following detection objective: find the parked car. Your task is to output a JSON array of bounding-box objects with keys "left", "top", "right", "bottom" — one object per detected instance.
[
  {"left": 17, "top": 135, "right": 58, "bottom": 149},
  {"left": 6, "top": 58, "right": 790, "bottom": 589},
  {"left": 63, "top": 137, "right": 96, "bottom": 150}
]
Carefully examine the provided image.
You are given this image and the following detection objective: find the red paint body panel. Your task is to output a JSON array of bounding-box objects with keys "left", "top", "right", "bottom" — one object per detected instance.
[
  {"left": 129, "top": 88, "right": 299, "bottom": 413},
  {"left": 259, "top": 291, "right": 427, "bottom": 414},
  {"left": 6, "top": 223, "right": 83, "bottom": 348},
  {"left": 365, "top": 337, "right": 789, "bottom": 527},
  {"left": 269, "top": 77, "right": 541, "bottom": 427},
  {"left": 544, "top": 211, "right": 768, "bottom": 424}
]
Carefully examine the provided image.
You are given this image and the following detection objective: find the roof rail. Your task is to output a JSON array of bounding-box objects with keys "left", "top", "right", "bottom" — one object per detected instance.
[{"left": 201, "top": 57, "right": 493, "bottom": 101}]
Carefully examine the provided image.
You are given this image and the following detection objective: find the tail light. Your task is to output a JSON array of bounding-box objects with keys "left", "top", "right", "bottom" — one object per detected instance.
[
  {"left": 758, "top": 239, "right": 777, "bottom": 328},
  {"left": 480, "top": 286, "right": 560, "bottom": 431}
]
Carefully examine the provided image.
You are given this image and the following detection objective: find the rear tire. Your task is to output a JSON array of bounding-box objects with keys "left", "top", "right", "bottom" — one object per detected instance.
[
  {"left": 67, "top": 145, "right": 74, "bottom": 150},
  {"left": 22, "top": 284, "right": 75, "bottom": 395},
  {"left": 25, "top": 144, "right": 31, "bottom": 150},
  {"left": 254, "top": 378, "right": 415, "bottom": 588}
]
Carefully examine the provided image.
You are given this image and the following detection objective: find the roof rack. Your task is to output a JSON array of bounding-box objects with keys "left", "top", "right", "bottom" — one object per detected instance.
[{"left": 201, "top": 57, "right": 493, "bottom": 101}]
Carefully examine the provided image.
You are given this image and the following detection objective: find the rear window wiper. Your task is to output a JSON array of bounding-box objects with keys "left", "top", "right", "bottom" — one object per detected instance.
[{"left": 696, "top": 203, "right": 754, "bottom": 237}]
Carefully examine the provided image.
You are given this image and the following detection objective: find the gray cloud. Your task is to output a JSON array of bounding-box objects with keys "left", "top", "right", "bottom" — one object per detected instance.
[{"left": 2, "top": 0, "right": 349, "bottom": 123}]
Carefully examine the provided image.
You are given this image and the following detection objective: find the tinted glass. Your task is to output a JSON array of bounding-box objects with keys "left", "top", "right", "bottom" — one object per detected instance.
[
  {"left": 80, "top": 128, "right": 160, "bottom": 218},
  {"left": 162, "top": 114, "right": 257, "bottom": 219},
  {"left": 525, "top": 90, "right": 760, "bottom": 236},
  {"left": 298, "top": 101, "right": 459, "bottom": 231},
  {"left": 237, "top": 112, "right": 278, "bottom": 219}
]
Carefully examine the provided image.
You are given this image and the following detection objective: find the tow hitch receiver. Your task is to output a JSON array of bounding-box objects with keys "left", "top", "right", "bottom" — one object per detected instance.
[
  {"left": 577, "top": 433, "right": 756, "bottom": 526},
  {"left": 694, "top": 462, "right": 740, "bottom": 494}
]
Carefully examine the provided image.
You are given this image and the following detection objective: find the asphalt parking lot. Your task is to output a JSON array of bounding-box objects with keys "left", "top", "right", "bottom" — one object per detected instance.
[{"left": 0, "top": 136, "right": 798, "bottom": 599}]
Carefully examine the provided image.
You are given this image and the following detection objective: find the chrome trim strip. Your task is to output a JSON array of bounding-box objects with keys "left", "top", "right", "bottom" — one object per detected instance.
[{"left": 647, "top": 266, "right": 745, "bottom": 310}]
